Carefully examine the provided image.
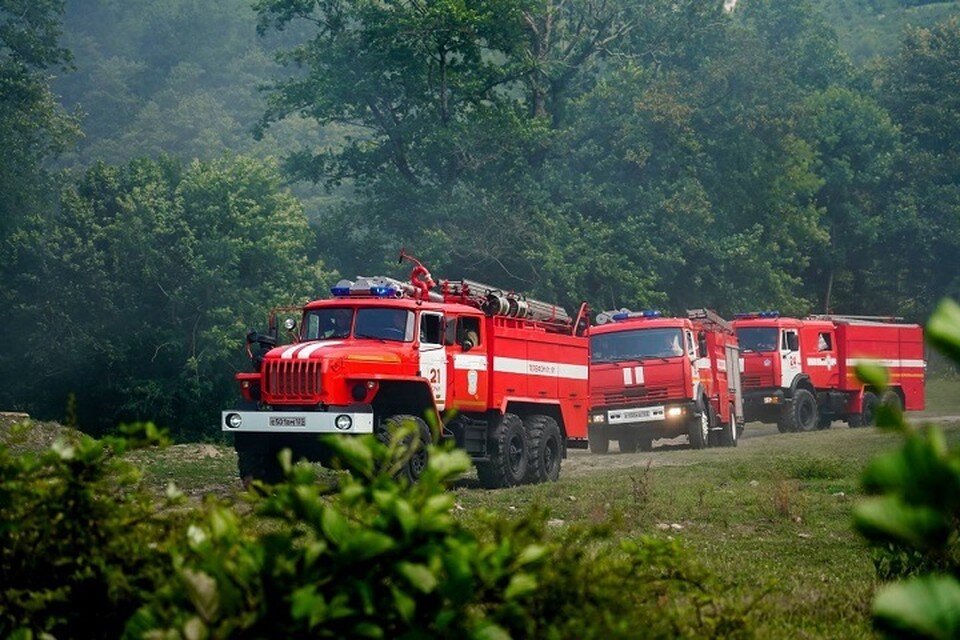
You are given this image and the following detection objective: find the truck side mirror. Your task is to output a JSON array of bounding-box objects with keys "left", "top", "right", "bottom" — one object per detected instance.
[{"left": 787, "top": 333, "right": 799, "bottom": 352}]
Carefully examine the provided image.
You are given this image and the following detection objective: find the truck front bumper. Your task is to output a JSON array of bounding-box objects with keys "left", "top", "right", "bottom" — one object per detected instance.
[
  {"left": 221, "top": 409, "right": 375, "bottom": 434},
  {"left": 742, "top": 389, "right": 788, "bottom": 422},
  {"left": 588, "top": 401, "right": 698, "bottom": 439}
]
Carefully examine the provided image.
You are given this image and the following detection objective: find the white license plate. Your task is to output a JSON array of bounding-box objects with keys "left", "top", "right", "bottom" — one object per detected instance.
[
  {"left": 269, "top": 416, "right": 306, "bottom": 427},
  {"left": 607, "top": 405, "right": 665, "bottom": 425}
]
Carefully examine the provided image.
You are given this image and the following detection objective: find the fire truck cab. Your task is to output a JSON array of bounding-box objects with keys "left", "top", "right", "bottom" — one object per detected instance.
[
  {"left": 733, "top": 312, "right": 925, "bottom": 431},
  {"left": 223, "top": 255, "right": 589, "bottom": 489},
  {"left": 587, "top": 309, "right": 743, "bottom": 453}
]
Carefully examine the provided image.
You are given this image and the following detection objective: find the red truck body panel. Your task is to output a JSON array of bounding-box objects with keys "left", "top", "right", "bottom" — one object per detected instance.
[{"left": 833, "top": 321, "right": 926, "bottom": 410}]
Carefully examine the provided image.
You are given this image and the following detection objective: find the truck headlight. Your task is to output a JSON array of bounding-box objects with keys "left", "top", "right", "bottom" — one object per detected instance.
[
  {"left": 335, "top": 415, "right": 353, "bottom": 431},
  {"left": 225, "top": 413, "right": 242, "bottom": 429},
  {"left": 666, "top": 407, "right": 683, "bottom": 418},
  {"left": 591, "top": 414, "right": 606, "bottom": 424}
]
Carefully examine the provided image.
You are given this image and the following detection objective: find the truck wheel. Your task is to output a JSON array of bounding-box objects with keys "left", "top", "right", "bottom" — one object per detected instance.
[
  {"left": 688, "top": 399, "right": 709, "bottom": 450},
  {"left": 707, "top": 404, "right": 721, "bottom": 447},
  {"left": 780, "top": 389, "right": 818, "bottom": 433},
  {"left": 235, "top": 433, "right": 283, "bottom": 487},
  {"left": 619, "top": 433, "right": 640, "bottom": 454},
  {"left": 817, "top": 413, "right": 833, "bottom": 430},
  {"left": 476, "top": 413, "right": 528, "bottom": 488},
  {"left": 588, "top": 424, "right": 610, "bottom": 454},
  {"left": 860, "top": 391, "right": 879, "bottom": 427},
  {"left": 524, "top": 415, "right": 562, "bottom": 483},
  {"left": 881, "top": 390, "right": 904, "bottom": 414},
  {"left": 719, "top": 404, "right": 737, "bottom": 447},
  {"left": 377, "top": 414, "right": 431, "bottom": 483}
]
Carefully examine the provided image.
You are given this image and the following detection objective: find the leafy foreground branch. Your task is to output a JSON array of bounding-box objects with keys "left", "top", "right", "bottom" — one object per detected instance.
[
  {"left": 1, "top": 422, "right": 752, "bottom": 639},
  {"left": 854, "top": 298, "right": 960, "bottom": 639}
]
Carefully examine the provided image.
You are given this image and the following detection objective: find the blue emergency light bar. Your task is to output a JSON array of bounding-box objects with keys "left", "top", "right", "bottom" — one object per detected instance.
[
  {"left": 331, "top": 286, "right": 352, "bottom": 297},
  {"left": 369, "top": 286, "right": 397, "bottom": 297},
  {"left": 612, "top": 309, "right": 662, "bottom": 321}
]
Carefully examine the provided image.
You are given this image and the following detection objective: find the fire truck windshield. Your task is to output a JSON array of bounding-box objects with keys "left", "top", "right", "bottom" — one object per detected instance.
[
  {"left": 590, "top": 328, "right": 684, "bottom": 364},
  {"left": 736, "top": 327, "right": 778, "bottom": 353},
  {"left": 303, "top": 307, "right": 414, "bottom": 342},
  {"left": 355, "top": 308, "right": 414, "bottom": 342}
]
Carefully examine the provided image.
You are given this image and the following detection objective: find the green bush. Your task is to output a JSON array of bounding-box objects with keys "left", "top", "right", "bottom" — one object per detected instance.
[
  {"left": 2, "top": 420, "right": 751, "bottom": 638},
  {"left": 0, "top": 422, "right": 176, "bottom": 638},
  {"left": 129, "top": 430, "right": 751, "bottom": 639},
  {"left": 853, "top": 298, "right": 960, "bottom": 639}
]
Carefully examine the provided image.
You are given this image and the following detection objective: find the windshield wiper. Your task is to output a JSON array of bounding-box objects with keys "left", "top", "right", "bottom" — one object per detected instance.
[{"left": 354, "top": 333, "right": 387, "bottom": 342}]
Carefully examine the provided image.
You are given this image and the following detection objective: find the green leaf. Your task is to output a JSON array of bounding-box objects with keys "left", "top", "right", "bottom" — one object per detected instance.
[
  {"left": 321, "top": 506, "right": 353, "bottom": 546},
  {"left": 325, "top": 435, "right": 376, "bottom": 476},
  {"left": 855, "top": 363, "right": 888, "bottom": 390},
  {"left": 397, "top": 561, "right": 438, "bottom": 593},
  {"left": 854, "top": 496, "right": 949, "bottom": 549},
  {"left": 874, "top": 575, "right": 960, "bottom": 640},
  {"left": 391, "top": 586, "right": 417, "bottom": 623},
  {"left": 471, "top": 621, "right": 512, "bottom": 640},
  {"left": 504, "top": 573, "right": 538, "bottom": 600},
  {"left": 180, "top": 568, "right": 220, "bottom": 623},
  {"left": 515, "top": 544, "right": 548, "bottom": 567},
  {"left": 927, "top": 298, "right": 960, "bottom": 364},
  {"left": 183, "top": 616, "right": 209, "bottom": 640},
  {"left": 349, "top": 530, "right": 397, "bottom": 559},
  {"left": 291, "top": 585, "right": 326, "bottom": 628},
  {"left": 427, "top": 449, "right": 472, "bottom": 480}
]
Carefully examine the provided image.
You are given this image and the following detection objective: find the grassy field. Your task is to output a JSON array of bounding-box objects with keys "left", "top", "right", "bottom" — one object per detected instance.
[
  {"left": 451, "top": 426, "right": 944, "bottom": 639},
  {"left": 919, "top": 375, "right": 960, "bottom": 416}
]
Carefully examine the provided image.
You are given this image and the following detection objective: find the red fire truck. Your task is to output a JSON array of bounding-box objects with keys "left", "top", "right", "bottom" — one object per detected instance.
[
  {"left": 732, "top": 313, "right": 925, "bottom": 431},
  {"left": 222, "top": 253, "right": 590, "bottom": 488},
  {"left": 587, "top": 309, "right": 743, "bottom": 453}
]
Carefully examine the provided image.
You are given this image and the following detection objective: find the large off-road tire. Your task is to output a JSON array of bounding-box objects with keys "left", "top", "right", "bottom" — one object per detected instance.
[
  {"left": 779, "top": 388, "right": 818, "bottom": 433},
  {"left": 858, "top": 391, "right": 880, "bottom": 427},
  {"left": 235, "top": 433, "right": 284, "bottom": 487},
  {"left": 588, "top": 424, "right": 610, "bottom": 454},
  {"left": 619, "top": 432, "right": 640, "bottom": 454},
  {"left": 476, "top": 413, "right": 529, "bottom": 489},
  {"left": 377, "top": 414, "right": 431, "bottom": 484},
  {"left": 719, "top": 404, "right": 738, "bottom": 447},
  {"left": 881, "top": 389, "right": 904, "bottom": 414},
  {"left": 524, "top": 414, "right": 562, "bottom": 484},
  {"left": 688, "top": 398, "right": 710, "bottom": 450}
]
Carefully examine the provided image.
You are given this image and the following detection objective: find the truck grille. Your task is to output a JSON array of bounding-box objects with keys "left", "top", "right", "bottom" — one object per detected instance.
[
  {"left": 742, "top": 375, "right": 763, "bottom": 389},
  {"left": 601, "top": 386, "right": 671, "bottom": 406},
  {"left": 263, "top": 360, "right": 322, "bottom": 402}
]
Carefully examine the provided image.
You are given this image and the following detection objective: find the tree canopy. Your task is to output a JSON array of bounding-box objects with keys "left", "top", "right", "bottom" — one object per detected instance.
[{"left": 2, "top": 0, "right": 959, "bottom": 434}]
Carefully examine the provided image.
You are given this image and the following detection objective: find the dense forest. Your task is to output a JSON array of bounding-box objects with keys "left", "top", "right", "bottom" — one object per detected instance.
[{"left": 1, "top": 0, "right": 959, "bottom": 436}]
